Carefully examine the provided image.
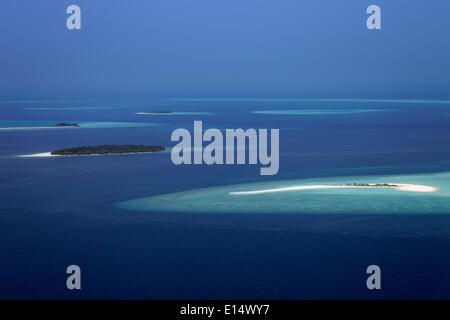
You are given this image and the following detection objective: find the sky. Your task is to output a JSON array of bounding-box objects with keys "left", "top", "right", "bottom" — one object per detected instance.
[{"left": 1, "top": 0, "right": 450, "bottom": 100}]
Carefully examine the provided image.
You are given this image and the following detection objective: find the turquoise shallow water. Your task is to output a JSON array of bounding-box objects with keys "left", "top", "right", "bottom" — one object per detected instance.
[
  {"left": 0, "top": 120, "right": 159, "bottom": 130},
  {"left": 118, "top": 172, "right": 450, "bottom": 214},
  {"left": 2, "top": 98, "right": 450, "bottom": 299},
  {"left": 170, "top": 98, "right": 450, "bottom": 104},
  {"left": 252, "top": 109, "right": 389, "bottom": 115}
]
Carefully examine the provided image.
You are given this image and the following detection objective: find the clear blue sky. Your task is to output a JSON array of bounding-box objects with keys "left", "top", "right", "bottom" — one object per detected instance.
[{"left": 1, "top": 0, "right": 449, "bottom": 99}]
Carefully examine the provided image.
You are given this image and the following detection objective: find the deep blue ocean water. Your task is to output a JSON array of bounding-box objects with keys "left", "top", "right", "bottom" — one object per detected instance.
[{"left": 1, "top": 98, "right": 450, "bottom": 299}]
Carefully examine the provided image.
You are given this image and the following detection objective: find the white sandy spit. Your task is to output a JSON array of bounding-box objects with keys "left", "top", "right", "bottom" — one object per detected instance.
[
  {"left": 18, "top": 152, "right": 58, "bottom": 158},
  {"left": 230, "top": 183, "right": 438, "bottom": 195}
]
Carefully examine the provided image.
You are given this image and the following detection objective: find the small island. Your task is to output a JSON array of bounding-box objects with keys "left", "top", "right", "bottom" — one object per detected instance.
[
  {"left": 230, "top": 182, "right": 438, "bottom": 195},
  {"left": 54, "top": 123, "right": 79, "bottom": 127},
  {"left": 51, "top": 145, "right": 165, "bottom": 156}
]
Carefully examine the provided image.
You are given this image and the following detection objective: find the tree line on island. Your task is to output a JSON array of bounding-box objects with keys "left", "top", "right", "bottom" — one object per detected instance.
[
  {"left": 51, "top": 145, "right": 165, "bottom": 156},
  {"left": 342, "top": 183, "right": 399, "bottom": 187}
]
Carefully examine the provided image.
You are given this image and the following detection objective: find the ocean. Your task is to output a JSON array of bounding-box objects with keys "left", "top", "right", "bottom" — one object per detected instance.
[{"left": 1, "top": 98, "right": 450, "bottom": 299}]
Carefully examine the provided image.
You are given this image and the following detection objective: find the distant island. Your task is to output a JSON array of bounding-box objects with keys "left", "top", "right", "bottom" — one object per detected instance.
[
  {"left": 0, "top": 122, "right": 80, "bottom": 131},
  {"left": 51, "top": 145, "right": 165, "bottom": 156},
  {"left": 54, "top": 123, "right": 79, "bottom": 127}
]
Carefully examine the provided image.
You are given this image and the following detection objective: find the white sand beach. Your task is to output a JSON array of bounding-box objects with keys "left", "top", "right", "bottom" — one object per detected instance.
[
  {"left": 18, "top": 152, "right": 58, "bottom": 158},
  {"left": 230, "top": 183, "right": 438, "bottom": 195}
]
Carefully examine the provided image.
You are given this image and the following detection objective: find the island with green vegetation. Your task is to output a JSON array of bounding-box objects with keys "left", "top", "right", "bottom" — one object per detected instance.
[
  {"left": 54, "top": 123, "right": 79, "bottom": 127},
  {"left": 51, "top": 145, "right": 165, "bottom": 156}
]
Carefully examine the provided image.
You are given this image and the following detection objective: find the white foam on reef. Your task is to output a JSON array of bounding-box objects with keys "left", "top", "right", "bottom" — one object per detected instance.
[{"left": 230, "top": 183, "right": 438, "bottom": 195}]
